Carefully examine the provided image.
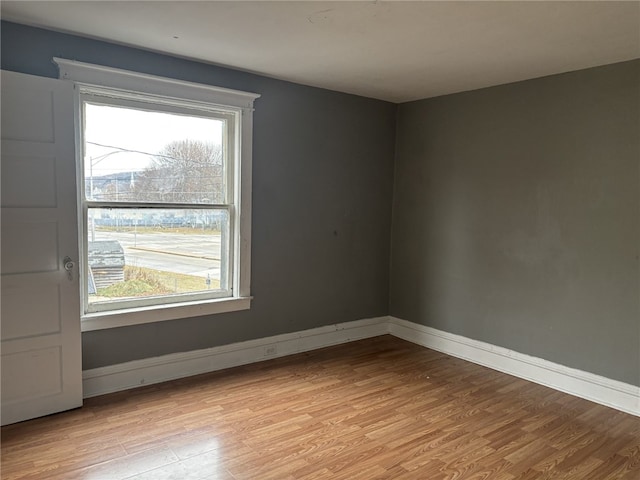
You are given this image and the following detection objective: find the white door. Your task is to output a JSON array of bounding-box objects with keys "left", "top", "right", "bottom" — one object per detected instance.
[{"left": 1, "top": 70, "right": 82, "bottom": 425}]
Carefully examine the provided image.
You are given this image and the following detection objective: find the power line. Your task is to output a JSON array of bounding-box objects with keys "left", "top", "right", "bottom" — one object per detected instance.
[{"left": 86, "top": 141, "right": 223, "bottom": 165}]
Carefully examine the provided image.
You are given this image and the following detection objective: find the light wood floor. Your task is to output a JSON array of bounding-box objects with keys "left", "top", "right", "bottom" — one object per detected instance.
[{"left": 2, "top": 335, "right": 639, "bottom": 479}]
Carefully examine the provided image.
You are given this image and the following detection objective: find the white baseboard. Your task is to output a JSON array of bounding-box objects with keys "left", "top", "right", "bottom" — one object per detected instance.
[
  {"left": 82, "top": 315, "right": 639, "bottom": 417},
  {"left": 82, "top": 316, "right": 388, "bottom": 398},
  {"left": 388, "top": 317, "right": 640, "bottom": 417}
]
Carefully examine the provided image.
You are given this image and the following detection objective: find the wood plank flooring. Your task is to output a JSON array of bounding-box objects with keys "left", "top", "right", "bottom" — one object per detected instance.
[{"left": 2, "top": 335, "right": 639, "bottom": 479}]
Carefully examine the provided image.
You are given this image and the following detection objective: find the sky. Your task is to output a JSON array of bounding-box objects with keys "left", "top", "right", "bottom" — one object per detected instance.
[{"left": 84, "top": 103, "right": 224, "bottom": 178}]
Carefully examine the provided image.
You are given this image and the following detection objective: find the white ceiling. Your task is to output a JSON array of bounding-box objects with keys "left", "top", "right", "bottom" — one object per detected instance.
[{"left": 2, "top": 1, "right": 639, "bottom": 103}]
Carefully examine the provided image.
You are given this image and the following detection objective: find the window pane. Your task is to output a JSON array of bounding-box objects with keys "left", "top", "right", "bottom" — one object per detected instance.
[
  {"left": 84, "top": 103, "right": 226, "bottom": 204},
  {"left": 87, "top": 208, "right": 230, "bottom": 306}
]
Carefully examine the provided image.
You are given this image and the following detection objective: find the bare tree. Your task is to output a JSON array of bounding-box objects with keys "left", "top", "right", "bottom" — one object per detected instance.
[{"left": 133, "top": 140, "right": 224, "bottom": 203}]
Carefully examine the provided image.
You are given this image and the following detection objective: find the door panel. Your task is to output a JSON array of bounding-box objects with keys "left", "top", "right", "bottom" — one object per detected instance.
[
  {"left": 1, "top": 347, "right": 63, "bottom": 403},
  {"left": 1, "top": 154, "right": 58, "bottom": 207},
  {"left": 1, "top": 86, "right": 55, "bottom": 142},
  {"left": 1, "top": 219, "right": 59, "bottom": 274},
  {"left": 1, "top": 70, "right": 82, "bottom": 425},
  {"left": 1, "top": 282, "right": 61, "bottom": 340}
]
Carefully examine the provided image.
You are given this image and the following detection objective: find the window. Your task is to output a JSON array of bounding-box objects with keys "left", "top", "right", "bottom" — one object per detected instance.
[{"left": 55, "top": 59, "right": 259, "bottom": 330}]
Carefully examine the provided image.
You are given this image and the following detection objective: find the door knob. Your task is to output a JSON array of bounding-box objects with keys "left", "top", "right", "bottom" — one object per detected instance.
[
  {"left": 63, "top": 256, "right": 74, "bottom": 280},
  {"left": 63, "top": 257, "right": 74, "bottom": 271}
]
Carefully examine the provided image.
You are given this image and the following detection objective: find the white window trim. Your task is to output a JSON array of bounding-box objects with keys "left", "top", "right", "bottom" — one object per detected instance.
[{"left": 54, "top": 58, "right": 259, "bottom": 332}]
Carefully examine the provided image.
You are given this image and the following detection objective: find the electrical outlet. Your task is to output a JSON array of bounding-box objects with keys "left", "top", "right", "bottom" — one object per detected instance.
[{"left": 265, "top": 345, "right": 277, "bottom": 356}]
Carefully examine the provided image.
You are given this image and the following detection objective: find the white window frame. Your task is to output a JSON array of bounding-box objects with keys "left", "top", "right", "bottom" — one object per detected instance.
[{"left": 54, "top": 58, "right": 259, "bottom": 331}]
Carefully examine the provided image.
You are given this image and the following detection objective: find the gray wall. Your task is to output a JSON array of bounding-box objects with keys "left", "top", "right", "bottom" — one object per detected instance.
[
  {"left": 1, "top": 22, "right": 397, "bottom": 369},
  {"left": 390, "top": 60, "right": 640, "bottom": 386}
]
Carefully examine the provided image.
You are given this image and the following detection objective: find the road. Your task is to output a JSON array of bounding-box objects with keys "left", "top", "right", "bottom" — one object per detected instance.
[{"left": 93, "top": 230, "right": 222, "bottom": 278}]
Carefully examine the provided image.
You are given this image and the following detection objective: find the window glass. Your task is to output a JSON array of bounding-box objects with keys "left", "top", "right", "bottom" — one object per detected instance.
[
  {"left": 82, "top": 97, "right": 235, "bottom": 313},
  {"left": 87, "top": 207, "right": 229, "bottom": 309},
  {"left": 84, "top": 103, "right": 227, "bottom": 204}
]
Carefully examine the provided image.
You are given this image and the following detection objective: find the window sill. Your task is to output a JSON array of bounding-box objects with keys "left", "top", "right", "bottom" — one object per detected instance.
[{"left": 81, "top": 296, "right": 252, "bottom": 332}]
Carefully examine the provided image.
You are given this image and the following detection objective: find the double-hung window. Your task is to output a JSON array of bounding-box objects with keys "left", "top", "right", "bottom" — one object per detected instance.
[{"left": 55, "top": 59, "right": 259, "bottom": 330}]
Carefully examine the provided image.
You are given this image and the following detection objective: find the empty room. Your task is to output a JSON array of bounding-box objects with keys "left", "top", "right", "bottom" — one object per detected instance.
[{"left": 1, "top": 2, "right": 639, "bottom": 479}]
